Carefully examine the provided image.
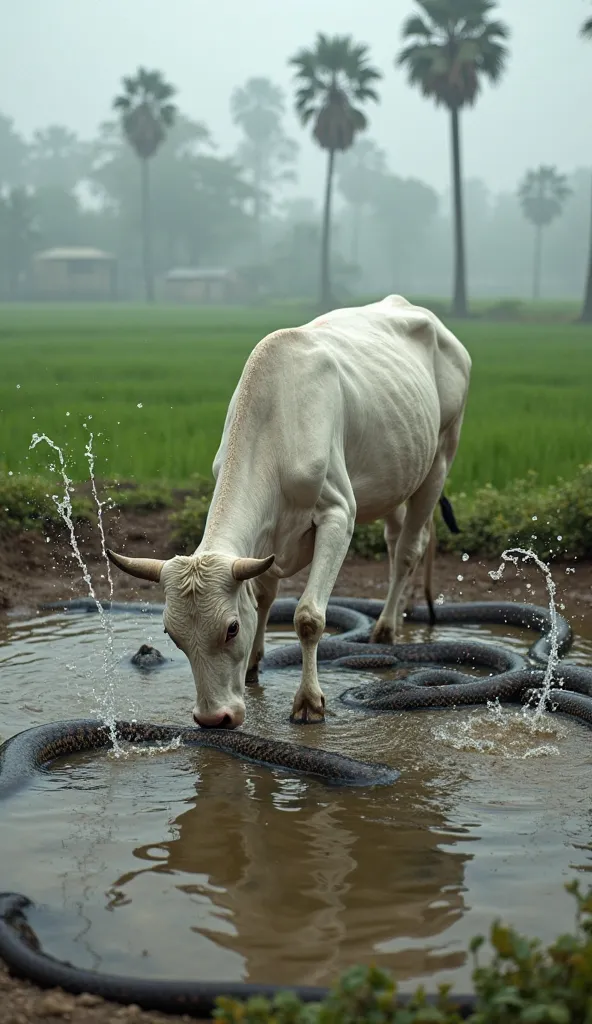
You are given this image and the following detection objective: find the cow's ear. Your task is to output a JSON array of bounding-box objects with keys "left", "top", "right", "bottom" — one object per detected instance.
[
  {"left": 107, "top": 549, "right": 165, "bottom": 583},
  {"left": 232, "top": 554, "right": 275, "bottom": 582}
]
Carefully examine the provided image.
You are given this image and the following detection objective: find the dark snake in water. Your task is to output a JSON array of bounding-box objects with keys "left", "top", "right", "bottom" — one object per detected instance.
[{"left": 1, "top": 596, "right": 591, "bottom": 1017}]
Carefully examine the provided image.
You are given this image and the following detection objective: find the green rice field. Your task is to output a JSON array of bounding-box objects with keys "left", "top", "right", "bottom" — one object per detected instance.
[{"left": 0, "top": 303, "right": 591, "bottom": 495}]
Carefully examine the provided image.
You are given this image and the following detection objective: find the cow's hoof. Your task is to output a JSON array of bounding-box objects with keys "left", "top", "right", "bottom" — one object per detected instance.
[
  {"left": 371, "top": 621, "right": 396, "bottom": 645},
  {"left": 289, "top": 695, "right": 325, "bottom": 725},
  {"left": 245, "top": 666, "right": 260, "bottom": 686}
]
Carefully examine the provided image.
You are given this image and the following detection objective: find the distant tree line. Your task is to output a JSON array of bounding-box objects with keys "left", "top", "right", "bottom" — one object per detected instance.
[{"left": 0, "top": 0, "right": 591, "bottom": 318}]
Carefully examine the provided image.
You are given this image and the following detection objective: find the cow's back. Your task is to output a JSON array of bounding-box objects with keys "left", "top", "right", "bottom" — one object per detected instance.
[{"left": 213, "top": 297, "right": 470, "bottom": 519}]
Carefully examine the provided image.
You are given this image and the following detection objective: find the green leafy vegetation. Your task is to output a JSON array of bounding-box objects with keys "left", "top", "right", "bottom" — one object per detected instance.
[
  {"left": 105, "top": 481, "right": 175, "bottom": 511},
  {"left": 0, "top": 471, "right": 93, "bottom": 534},
  {"left": 353, "top": 465, "right": 592, "bottom": 562},
  {"left": 213, "top": 882, "right": 592, "bottom": 1024}
]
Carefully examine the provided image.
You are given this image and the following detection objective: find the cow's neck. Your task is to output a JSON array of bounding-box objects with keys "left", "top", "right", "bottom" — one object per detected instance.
[{"left": 198, "top": 459, "right": 276, "bottom": 559}]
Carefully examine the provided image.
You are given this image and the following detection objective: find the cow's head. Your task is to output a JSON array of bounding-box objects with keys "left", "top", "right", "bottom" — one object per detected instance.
[{"left": 107, "top": 549, "right": 275, "bottom": 729}]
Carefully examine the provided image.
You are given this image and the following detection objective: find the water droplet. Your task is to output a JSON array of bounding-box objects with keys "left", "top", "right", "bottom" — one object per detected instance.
[
  {"left": 462, "top": 553, "right": 469, "bottom": 562},
  {"left": 532, "top": 515, "right": 538, "bottom": 521},
  {"left": 557, "top": 535, "right": 563, "bottom": 541},
  {"left": 8, "top": 471, "right": 13, "bottom": 477},
  {"left": 66, "top": 411, "right": 70, "bottom": 417},
  {"left": 526, "top": 583, "right": 532, "bottom": 589},
  {"left": 560, "top": 602, "right": 565, "bottom": 610},
  {"left": 457, "top": 574, "right": 464, "bottom": 582},
  {"left": 137, "top": 403, "right": 143, "bottom": 409},
  {"left": 45, "top": 536, "right": 50, "bottom": 543},
  {"left": 16, "top": 384, "right": 20, "bottom": 389},
  {"left": 566, "top": 567, "right": 575, "bottom": 574}
]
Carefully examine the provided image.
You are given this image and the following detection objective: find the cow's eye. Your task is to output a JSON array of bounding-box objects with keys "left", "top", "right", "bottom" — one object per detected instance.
[{"left": 226, "top": 620, "right": 239, "bottom": 642}]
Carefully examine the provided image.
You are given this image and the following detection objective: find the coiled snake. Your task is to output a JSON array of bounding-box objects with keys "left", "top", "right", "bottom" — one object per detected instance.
[{"left": 1, "top": 595, "right": 591, "bottom": 1017}]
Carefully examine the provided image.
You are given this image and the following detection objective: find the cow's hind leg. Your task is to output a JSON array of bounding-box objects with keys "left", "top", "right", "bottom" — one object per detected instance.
[
  {"left": 372, "top": 419, "right": 462, "bottom": 644},
  {"left": 382, "top": 506, "right": 418, "bottom": 620},
  {"left": 291, "top": 496, "right": 355, "bottom": 724},
  {"left": 246, "top": 573, "right": 279, "bottom": 685},
  {"left": 371, "top": 468, "right": 446, "bottom": 644}
]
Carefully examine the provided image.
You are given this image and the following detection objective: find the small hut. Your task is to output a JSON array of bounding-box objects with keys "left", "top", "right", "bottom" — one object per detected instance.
[
  {"left": 32, "top": 247, "right": 117, "bottom": 301},
  {"left": 163, "top": 267, "right": 238, "bottom": 304}
]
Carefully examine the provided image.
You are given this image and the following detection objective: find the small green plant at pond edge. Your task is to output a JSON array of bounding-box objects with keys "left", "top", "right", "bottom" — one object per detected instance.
[
  {"left": 213, "top": 881, "right": 592, "bottom": 1024},
  {"left": 350, "top": 465, "right": 592, "bottom": 563},
  {"left": 105, "top": 481, "right": 175, "bottom": 512},
  {"left": 0, "top": 472, "right": 93, "bottom": 535}
]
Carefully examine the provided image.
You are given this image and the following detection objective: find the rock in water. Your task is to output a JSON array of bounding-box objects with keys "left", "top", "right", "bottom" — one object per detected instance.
[{"left": 131, "top": 644, "right": 166, "bottom": 670}]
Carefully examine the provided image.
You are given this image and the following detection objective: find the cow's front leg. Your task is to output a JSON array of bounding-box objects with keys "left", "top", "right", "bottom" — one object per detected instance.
[
  {"left": 246, "top": 573, "right": 279, "bottom": 685},
  {"left": 291, "top": 501, "right": 355, "bottom": 724}
]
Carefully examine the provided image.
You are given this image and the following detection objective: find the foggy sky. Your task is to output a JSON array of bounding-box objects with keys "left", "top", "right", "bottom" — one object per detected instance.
[{"left": 3, "top": 0, "right": 591, "bottom": 200}]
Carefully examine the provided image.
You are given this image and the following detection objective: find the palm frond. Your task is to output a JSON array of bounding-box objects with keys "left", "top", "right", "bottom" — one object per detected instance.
[{"left": 401, "top": 14, "right": 433, "bottom": 38}]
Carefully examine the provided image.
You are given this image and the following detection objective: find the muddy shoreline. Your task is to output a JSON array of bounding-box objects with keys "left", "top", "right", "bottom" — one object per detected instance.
[
  {"left": 1, "top": 507, "right": 592, "bottom": 1023},
  {"left": 1, "top": 503, "right": 591, "bottom": 626}
]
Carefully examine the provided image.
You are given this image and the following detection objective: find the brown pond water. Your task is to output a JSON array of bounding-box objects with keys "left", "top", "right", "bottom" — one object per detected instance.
[{"left": 0, "top": 608, "right": 591, "bottom": 993}]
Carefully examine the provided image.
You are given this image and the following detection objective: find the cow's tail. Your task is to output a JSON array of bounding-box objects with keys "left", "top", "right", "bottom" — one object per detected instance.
[{"left": 439, "top": 494, "right": 460, "bottom": 534}]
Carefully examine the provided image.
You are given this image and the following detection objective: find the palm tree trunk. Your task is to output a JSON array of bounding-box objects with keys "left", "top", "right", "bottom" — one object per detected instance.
[
  {"left": 140, "top": 157, "right": 154, "bottom": 303},
  {"left": 579, "top": 171, "right": 592, "bottom": 322},
  {"left": 450, "top": 107, "right": 467, "bottom": 318},
  {"left": 320, "top": 148, "right": 335, "bottom": 310},
  {"left": 532, "top": 224, "right": 543, "bottom": 302}
]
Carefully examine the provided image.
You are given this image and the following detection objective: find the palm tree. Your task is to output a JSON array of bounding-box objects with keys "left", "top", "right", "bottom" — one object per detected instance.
[
  {"left": 289, "top": 34, "right": 381, "bottom": 309},
  {"left": 518, "top": 166, "right": 571, "bottom": 302},
  {"left": 579, "top": 15, "right": 592, "bottom": 321},
  {"left": 231, "top": 77, "right": 298, "bottom": 253},
  {"left": 396, "top": 0, "right": 510, "bottom": 317},
  {"left": 113, "top": 67, "right": 177, "bottom": 302}
]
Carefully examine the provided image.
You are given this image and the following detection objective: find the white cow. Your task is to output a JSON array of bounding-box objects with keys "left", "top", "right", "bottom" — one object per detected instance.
[{"left": 108, "top": 296, "right": 471, "bottom": 729}]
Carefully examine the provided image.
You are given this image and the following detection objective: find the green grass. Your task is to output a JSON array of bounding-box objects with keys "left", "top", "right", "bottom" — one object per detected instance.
[{"left": 0, "top": 303, "right": 591, "bottom": 495}]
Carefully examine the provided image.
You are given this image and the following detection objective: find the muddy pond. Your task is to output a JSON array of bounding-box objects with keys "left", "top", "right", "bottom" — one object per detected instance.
[{"left": 0, "top": 606, "right": 591, "bottom": 994}]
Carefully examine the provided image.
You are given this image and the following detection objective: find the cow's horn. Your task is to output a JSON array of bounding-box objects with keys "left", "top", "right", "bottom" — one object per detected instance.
[
  {"left": 107, "top": 549, "right": 165, "bottom": 583},
  {"left": 232, "top": 553, "right": 275, "bottom": 582}
]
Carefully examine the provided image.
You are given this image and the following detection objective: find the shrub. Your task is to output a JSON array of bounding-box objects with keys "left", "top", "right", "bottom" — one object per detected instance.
[
  {"left": 351, "top": 521, "right": 386, "bottom": 560},
  {"left": 0, "top": 472, "right": 93, "bottom": 535},
  {"left": 169, "top": 493, "right": 212, "bottom": 553},
  {"left": 349, "top": 465, "right": 592, "bottom": 562},
  {"left": 438, "top": 466, "right": 592, "bottom": 561},
  {"left": 213, "top": 881, "right": 592, "bottom": 1024},
  {"left": 105, "top": 481, "right": 174, "bottom": 512}
]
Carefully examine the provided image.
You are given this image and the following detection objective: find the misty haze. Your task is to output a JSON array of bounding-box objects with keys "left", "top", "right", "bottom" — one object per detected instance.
[{"left": 1, "top": 0, "right": 592, "bottom": 304}]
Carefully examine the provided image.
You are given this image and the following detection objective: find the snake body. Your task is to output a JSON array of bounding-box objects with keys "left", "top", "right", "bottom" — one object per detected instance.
[
  {"left": 0, "top": 718, "right": 398, "bottom": 800},
  {"left": 1, "top": 595, "right": 592, "bottom": 1015}
]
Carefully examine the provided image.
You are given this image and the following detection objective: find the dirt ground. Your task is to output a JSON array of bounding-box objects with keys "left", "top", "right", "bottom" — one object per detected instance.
[
  {"left": 1, "top": 502, "right": 591, "bottom": 622},
  {"left": 1, "top": 506, "right": 591, "bottom": 1024}
]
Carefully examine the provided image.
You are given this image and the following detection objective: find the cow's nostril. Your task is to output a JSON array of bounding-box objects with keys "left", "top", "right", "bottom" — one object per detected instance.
[{"left": 220, "top": 713, "right": 232, "bottom": 728}]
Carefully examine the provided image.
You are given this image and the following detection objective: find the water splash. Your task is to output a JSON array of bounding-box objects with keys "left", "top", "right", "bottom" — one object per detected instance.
[
  {"left": 488, "top": 546, "right": 559, "bottom": 727},
  {"left": 433, "top": 700, "right": 565, "bottom": 760},
  {"left": 29, "top": 432, "right": 122, "bottom": 750},
  {"left": 84, "top": 428, "right": 114, "bottom": 602}
]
